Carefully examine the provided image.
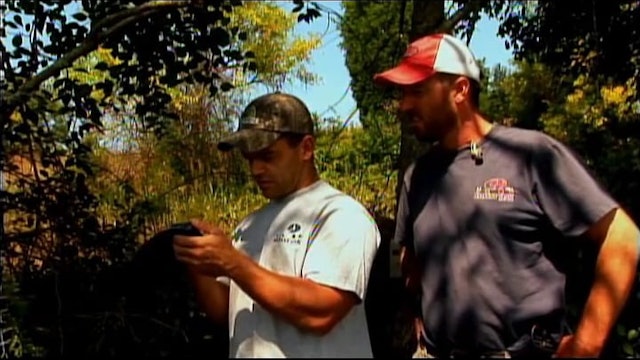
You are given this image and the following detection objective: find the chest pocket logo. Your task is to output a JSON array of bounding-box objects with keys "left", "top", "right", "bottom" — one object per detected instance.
[
  {"left": 273, "top": 222, "right": 304, "bottom": 245},
  {"left": 287, "top": 223, "right": 301, "bottom": 233},
  {"left": 473, "top": 177, "right": 516, "bottom": 202}
]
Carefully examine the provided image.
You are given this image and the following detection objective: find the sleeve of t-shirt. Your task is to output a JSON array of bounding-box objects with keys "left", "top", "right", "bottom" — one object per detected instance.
[
  {"left": 531, "top": 134, "right": 619, "bottom": 237},
  {"left": 301, "top": 201, "right": 381, "bottom": 301}
]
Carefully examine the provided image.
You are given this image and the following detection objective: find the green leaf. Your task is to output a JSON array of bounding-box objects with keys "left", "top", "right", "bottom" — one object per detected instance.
[
  {"left": 618, "top": 324, "right": 627, "bottom": 337},
  {"left": 629, "top": 329, "right": 639, "bottom": 341},
  {"left": 622, "top": 342, "right": 634, "bottom": 356},
  {"left": 73, "top": 12, "right": 88, "bottom": 22},
  {"left": 12, "top": 35, "right": 22, "bottom": 48},
  {"left": 95, "top": 61, "right": 109, "bottom": 71},
  {"left": 211, "top": 27, "right": 230, "bottom": 47},
  {"left": 307, "top": 8, "right": 322, "bottom": 19}
]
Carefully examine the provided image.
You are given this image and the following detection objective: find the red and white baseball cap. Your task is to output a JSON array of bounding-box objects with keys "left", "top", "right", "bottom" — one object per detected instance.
[{"left": 373, "top": 33, "right": 481, "bottom": 86}]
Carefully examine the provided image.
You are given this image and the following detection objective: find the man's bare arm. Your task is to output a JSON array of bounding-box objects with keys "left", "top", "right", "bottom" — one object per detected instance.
[
  {"left": 224, "top": 251, "right": 359, "bottom": 336},
  {"left": 187, "top": 268, "right": 230, "bottom": 325},
  {"left": 571, "top": 208, "right": 640, "bottom": 354},
  {"left": 400, "top": 244, "right": 422, "bottom": 294}
]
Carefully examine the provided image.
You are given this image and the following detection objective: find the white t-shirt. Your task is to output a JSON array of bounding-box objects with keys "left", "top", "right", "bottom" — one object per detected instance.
[{"left": 219, "top": 180, "right": 381, "bottom": 358}]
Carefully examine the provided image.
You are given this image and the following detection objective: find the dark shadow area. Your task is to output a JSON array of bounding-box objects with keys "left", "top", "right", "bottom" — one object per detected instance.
[
  {"left": 366, "top": 214, "right": 395, "bottom": 358},
  {"left": 366, "top": 214, "right": 422, "bottom": 359},
  {"left": 8, "top": 224, "right": 229, "bottom": 359},
  {"left": 122, "top": 223, "right": 229, "bottom": 359}
]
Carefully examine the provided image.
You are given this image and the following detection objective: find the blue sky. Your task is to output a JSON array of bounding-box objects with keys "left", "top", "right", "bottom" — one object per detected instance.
[{"left": 279, "top": 1, "right": 514, "bottom": 123}]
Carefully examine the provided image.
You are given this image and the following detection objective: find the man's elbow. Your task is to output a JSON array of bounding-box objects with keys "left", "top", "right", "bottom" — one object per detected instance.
[
  {"left": 297, "top": 302, "right": 358, "bottom": 336},
  {"left": 299, "top": 314, "right": 344, "bottom": 336},
  {"left": 290, "top": 286, "right": 360, "bottom": 336}
]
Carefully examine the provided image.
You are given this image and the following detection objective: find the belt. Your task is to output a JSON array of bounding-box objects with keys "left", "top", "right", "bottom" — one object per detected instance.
[
  {"left": 424, "top": 324, "right": 564, "bottom": 359},
  {"left": 449, "top": 349, "right": 511, "bottom": 358},
  {"left": 417, "top": 313, "right": 569, "bottom": 359}
]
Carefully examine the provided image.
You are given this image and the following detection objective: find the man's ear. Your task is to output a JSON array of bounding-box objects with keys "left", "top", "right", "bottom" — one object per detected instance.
[
  {"left": 300, "top": 135, "right": 315, "bottom": 161},
  {"left": 452, "top": 76, "right": 471, "bottom": 104}
]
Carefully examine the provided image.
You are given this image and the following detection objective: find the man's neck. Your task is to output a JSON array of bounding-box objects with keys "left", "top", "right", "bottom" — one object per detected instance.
[
  {"left": 298, "top": 172, "right": 320, "bottom": 190},
  {"left": 441, "top": 113, "right": 493, "bottom": 150},
  {"left": 273, "top": 167, "right": 321, "bottom": 202}
]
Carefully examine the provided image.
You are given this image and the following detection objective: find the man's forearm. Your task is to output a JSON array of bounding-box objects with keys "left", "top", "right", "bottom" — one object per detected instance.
[
  {"left": 224, "top": 250, "right": 356, "bottom": 335},
  {"left": 400, "top": 245, "right": 422, "bottom": 294},
  {"left": 575, "top": 211, "right": 640, "bottom": 352},
  {"left": 188, "top": 269, "right": 230, "bottom": 325}
]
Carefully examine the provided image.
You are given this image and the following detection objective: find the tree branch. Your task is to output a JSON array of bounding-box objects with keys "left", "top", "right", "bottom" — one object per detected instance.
[
  {"left": 436, "top": 0, "right": 483, "bottom": 34},
  {"left": 90, "top": 0, "right": 188, "bottom": 36},
  {"left": 311, "top": 2, "right": 343, "bottom": 22},
  {"left": 3, "top": 0, "right": 193, "bottom": 118},
  {"left": 395, "top": 0, "right": 408, "bottom": 59},
  {"left": 0, "top": 42, "right": 15, "bottom": 85}
]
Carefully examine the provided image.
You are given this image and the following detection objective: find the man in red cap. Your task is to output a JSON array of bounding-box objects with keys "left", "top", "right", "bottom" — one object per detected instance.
[{"left": 375, "top": 33, "right": 640, "bottom": 358}]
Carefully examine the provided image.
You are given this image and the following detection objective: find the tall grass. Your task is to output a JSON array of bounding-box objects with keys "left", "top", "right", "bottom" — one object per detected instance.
[{"left": 90, "top": 126, "right": 398, "bottom": 244}]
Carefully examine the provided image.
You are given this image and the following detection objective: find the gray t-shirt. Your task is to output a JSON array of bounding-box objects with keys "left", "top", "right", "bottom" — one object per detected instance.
[
  {"left": 221, "top": 180, "right": 381, "bottom": 358},
  {"left": 394, "top": 124, "right": 618, "bottom": 351}
]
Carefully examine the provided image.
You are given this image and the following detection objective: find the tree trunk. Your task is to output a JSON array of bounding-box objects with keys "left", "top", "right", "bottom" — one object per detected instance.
[
  {"left": 365, "top": 3, "right": 448, "bottom": 359},
  {"left": 385, "top": 1, "right": 451, "bottom": 357},
  {"left": 390, "top": 1, "right": 445, "bottom": 289},
  {"left": 367, "top": 1, "right": 487, "bottom": 357}
]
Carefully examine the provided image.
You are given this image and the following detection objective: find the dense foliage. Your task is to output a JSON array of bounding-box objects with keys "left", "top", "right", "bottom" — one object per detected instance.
[
  {"left": 339, "top": 0, "right": 640, "bottom": 357},
  {"left": 1, "top": 0, "right": 639, "bottom": 358}
]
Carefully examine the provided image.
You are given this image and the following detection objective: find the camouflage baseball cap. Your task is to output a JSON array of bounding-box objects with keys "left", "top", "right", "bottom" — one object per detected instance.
[{"left": 217, "top": 92, "right": 315, "bottom": 153}]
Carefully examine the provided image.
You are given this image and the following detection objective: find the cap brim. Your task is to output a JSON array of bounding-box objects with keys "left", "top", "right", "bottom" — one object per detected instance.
[
  {"left": 217, "top": 129, "right": 280, "bottom": 153},
  {"left": 373, "top": 62, "right": 435, "bottom": 86}
]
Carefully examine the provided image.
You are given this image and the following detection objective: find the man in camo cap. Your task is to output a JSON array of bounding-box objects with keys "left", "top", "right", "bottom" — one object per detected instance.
[
  {"left": 173, "top": 92, "right": 381, "bottom": 358},
  {"left": 217, "top": 92, "right": 315, "bottom": 154}
]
